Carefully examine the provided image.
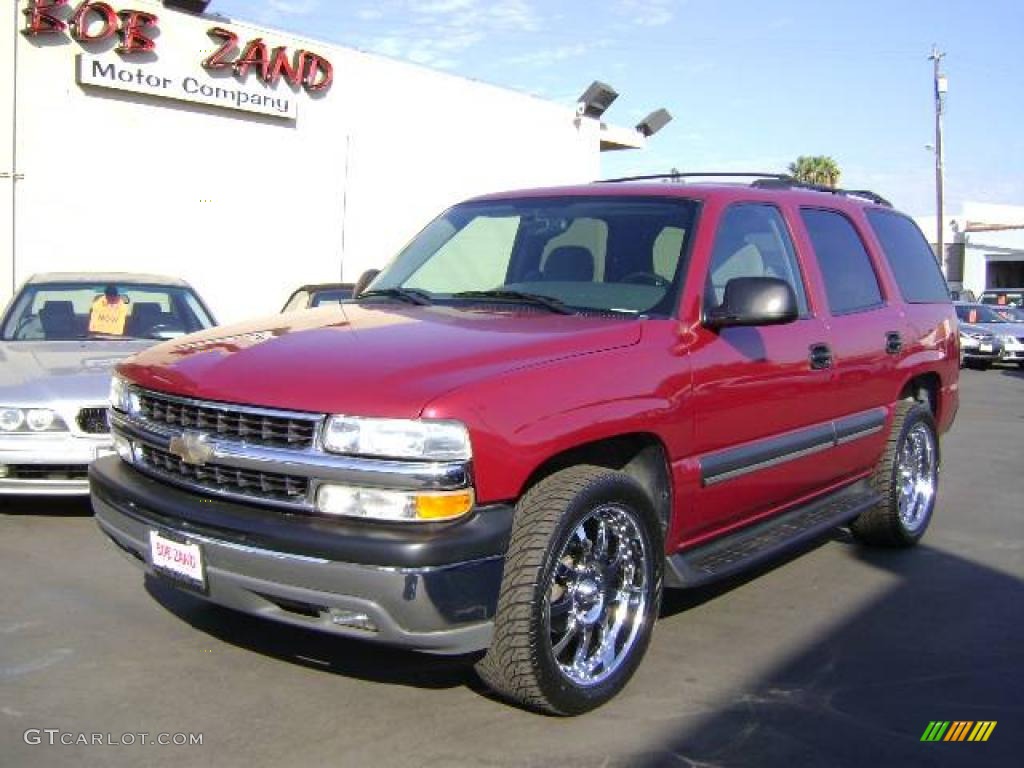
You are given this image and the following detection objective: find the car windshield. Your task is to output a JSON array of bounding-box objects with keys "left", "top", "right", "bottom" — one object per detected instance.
[
  {"left": 992, "top": 306, "right": 1024, "bottom": 322},
  {"left": 956, "top": 304, "right": 1008, "bottom": 324},
  {"left": 364, "top": 197, "right": 699, "bottom": 316},
  {"left": 1, "top": 282, "right": 216, "bottom": 341}
]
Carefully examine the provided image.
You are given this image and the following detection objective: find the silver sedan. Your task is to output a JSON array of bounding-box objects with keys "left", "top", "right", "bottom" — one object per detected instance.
[{"left": 0, "top": 273, "right": 216, "bottom": 495}]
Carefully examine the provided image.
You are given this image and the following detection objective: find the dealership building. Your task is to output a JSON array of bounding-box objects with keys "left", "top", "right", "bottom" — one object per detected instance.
[{"left": 2, "top": 0, "right": 659, "bottom": 322}]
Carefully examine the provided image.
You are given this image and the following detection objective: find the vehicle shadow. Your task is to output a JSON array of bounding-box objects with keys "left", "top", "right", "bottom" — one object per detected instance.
[
  {"left": 143, "top": 576, "right": 483, "bottom": 691},
  {"left": 636, "top": 542, "right": 1024, "bottom": 768},
  {"left": 0, "top": 496, "right": 94, "bottom": 517}
]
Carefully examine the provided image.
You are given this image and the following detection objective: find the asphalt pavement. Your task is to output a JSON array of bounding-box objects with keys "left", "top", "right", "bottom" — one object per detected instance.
[{"left": 1, "top": 367, "right": 1021, "bottom": 767}]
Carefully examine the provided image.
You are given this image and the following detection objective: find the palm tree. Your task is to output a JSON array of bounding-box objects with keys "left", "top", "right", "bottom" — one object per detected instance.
[{"left": 787, "top": 156, "right": 841, "bottom": 187}]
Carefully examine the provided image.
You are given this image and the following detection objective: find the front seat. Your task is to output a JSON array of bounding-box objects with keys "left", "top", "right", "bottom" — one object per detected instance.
[
  {"left": 39, "top": 301, "right": 78, "bottom": 339},
  {"left": 127, "top": 302, "right": 163, "bottom": 337},
  {"left": 542, "top": 245, "right": 594, "bottom": 281}
]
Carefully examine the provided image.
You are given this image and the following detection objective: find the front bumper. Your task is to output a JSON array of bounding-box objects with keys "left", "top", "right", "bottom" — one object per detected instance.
[
  {"left": 1000, "top": 339, "right": 1024, "bottom": 362},
  {"left": 0, "top": 433, "right": 112, "bottom": 495},
  {"left": 90, "top": 456, "right": 512, "bottom": 654}
]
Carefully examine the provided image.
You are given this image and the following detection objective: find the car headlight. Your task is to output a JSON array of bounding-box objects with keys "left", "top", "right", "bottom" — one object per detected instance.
[
  {"left": 109, "top": 375, "right": 141, "bottom": 416},
  {"left": 0, "top": 407, "right": 68, "bottom": 433},
  {"left": 322, "top": 416, "right": 472, "bottom": 461}
]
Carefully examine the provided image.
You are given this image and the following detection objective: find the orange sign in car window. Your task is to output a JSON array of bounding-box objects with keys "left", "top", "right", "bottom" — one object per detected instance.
[{"left": 89, "top": 297, "right": 129, "bottom": 335}]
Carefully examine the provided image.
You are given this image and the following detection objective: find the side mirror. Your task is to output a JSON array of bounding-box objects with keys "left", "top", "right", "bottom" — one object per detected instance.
[
  {"left": 704, "top": 276, "right": 799, "bottom": 329},
  {"left": 352, "top": 269, "right": 380, "bottom": 298}
]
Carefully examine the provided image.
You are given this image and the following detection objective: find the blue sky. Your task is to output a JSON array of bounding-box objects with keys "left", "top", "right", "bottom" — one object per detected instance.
[{"left": 211, "top": 0, "right": 1024, "bottom": 216}]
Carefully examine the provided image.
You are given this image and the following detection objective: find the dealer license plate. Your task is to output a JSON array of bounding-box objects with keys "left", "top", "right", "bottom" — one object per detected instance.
[
  {"left": 149, "top": 530, "right": 206, "bottom": 592},
  {"left": 979, "top": 343, "right": 993, "bottom": 352}
]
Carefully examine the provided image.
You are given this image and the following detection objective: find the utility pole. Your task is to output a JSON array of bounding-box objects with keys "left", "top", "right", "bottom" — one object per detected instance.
[{"left": 929, "top": 46, "right": 947, "bottom": 266}]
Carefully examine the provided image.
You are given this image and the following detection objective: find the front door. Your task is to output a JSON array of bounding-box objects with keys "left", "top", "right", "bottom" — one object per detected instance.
[{"left": 685, "top": 202, "right": 836, "bottom": 541}]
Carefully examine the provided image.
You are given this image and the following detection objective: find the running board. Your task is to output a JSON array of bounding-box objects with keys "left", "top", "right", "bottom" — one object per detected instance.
[{"left": 665, "top": 482, "right": 881, "bottom": 588}]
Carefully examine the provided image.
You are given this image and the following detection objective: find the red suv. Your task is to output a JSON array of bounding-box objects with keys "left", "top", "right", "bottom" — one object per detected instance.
[{"left": 92, "top": 175, "right": 958, "bottom": 715}]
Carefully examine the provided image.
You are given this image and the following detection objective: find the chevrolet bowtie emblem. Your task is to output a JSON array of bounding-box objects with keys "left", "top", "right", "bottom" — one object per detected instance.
[{"left": 168, "top": 432, "right": 215, "bottom": 466}]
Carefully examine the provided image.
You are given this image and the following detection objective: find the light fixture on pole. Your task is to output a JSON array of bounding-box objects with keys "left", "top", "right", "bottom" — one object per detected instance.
[{"left": 929, "top": 46, "right": 947, "bottom": 266}]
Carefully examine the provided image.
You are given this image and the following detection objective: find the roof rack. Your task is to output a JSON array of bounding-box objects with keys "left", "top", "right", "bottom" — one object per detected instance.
[
  {"left": 599, "top": 171, "right": 790, "bottom": 183},
  {"left": 750, "top": 178, "right": 892, "bottom": 207},
  {"left": 597, "top": 171, "right": 893, "bottom": 208}
]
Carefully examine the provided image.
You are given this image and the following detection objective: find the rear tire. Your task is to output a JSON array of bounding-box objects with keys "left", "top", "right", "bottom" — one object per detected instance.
[
  {"left": 850, "top": 401, "right": 939, "bottom": 547},
  {"left": 475, "top": 466, "right": 663, "bottom": 715}
]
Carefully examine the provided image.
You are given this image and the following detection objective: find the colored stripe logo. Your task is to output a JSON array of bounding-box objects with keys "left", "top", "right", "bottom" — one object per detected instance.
[{"left": 921, "top": 721, "right": 996, "bottom": 742}]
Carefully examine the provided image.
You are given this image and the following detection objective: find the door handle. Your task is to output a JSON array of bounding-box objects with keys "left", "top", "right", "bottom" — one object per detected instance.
[
  {"left": 809, "top": 343, "right": 833, "bottom": 370},
  {"left": 885, "top": 331, "right": 903, "bottom": 355}
]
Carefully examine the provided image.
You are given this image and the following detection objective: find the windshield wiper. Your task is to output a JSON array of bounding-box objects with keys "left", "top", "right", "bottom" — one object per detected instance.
[
  {"left": 358, "top": 287, "right": 433, "bottom": 306},
  {"left": 451, "top": 290, "right": 576, "bottom": 315}
]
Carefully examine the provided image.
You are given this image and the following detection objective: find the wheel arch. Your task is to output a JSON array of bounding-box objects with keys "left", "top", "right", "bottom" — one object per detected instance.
[
  {"left": 518, "top": 433, "right": 673, "bottom": 534},
  {"left": 897, "top": 371, "right": 941, "bottom": 416}
]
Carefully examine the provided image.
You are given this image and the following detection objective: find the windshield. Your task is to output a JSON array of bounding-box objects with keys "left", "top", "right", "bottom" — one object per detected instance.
[
  {"left": 1, "top": 282, "right": 216, "bottom": 341},
  {"left": 955, "top": 304, "right": 1008, "bottom": 324},
  {"left": 366, "top": 197, "right": 699, "bottom": 316}
]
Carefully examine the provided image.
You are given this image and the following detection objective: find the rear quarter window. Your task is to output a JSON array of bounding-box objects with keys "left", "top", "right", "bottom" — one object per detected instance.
[{"left": 865, "top": 209, "right": 950, "bottom": 303}]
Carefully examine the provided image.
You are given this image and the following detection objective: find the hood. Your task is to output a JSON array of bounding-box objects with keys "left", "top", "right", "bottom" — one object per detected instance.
[
  {"left": 963, "top": 321, "right": 1024, "bottom": 337},
  {"left": 0, "top": 339, "right": 153, "bottom": 406},
  {"left": 119, "top": 304, "right": 644, "bottom": 418},
  {"left": 958, "top": 323, "right": 993, "bottom": 337}
]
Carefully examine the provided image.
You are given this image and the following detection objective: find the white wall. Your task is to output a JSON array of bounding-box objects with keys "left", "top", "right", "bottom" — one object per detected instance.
[{"left": 6, "top": 1, "right": 604, "bottom": 324}]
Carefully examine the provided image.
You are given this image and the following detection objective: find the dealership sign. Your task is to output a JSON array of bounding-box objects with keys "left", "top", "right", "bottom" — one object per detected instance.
[
  {"left": 77, "top": 54, "right": 299, "bottom": 118},
  {"left": 23, "top": 0, "right": 334, "bottom": 101}
]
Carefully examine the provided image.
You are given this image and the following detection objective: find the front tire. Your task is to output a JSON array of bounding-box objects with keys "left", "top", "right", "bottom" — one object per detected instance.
[
  {"left": 476, "top": 466, "right": 663, "bottom": 715},
  {"left": 850, "top": 401, "right": 939, "bottom": 547}
]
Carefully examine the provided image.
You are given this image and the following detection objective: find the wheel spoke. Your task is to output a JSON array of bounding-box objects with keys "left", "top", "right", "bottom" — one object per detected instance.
[
  {"left": 551, "top": 617, "right": 579, "bottom": 656},
  {"left": 572, "top": 625, "right": 593, "bottom": 669},
  {"left": 594, "top": 519, "right": 609, "bottom": 560}
]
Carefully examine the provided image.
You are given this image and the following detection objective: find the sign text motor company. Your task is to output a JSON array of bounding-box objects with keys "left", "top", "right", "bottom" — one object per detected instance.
[{"left": 21, "top": 0, "right": 334, "bottom": 93}]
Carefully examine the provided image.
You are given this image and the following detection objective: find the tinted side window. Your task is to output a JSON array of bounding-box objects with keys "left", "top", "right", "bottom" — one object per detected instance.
[
  {"left": 706, "top": 204, "right": 809, "bottom": 315},
  {"left": 801, "top": 209, "right": 883, "bottom": 314},
  {"left": 866, "top": 210, "right": 949, "bottom": 303}
]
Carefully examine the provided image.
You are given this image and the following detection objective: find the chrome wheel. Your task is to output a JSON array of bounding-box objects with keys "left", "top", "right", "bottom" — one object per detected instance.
[
  {"left": 896, "top": 422, "right": 937, "bottom": 533},
  {"left": 545, "top": 503, "right": 650, "bottom": 687}
]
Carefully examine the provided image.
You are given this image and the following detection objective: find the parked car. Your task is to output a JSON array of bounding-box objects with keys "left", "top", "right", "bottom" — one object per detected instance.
[
  {"left": 0, "top": 273, "right": 216, "bottom": 494},
  {"left": 93, "top": 177, "right": 958, "bottom": 715},
  {"left": 979, "top": 289, "right": 1023, "bottom": 308},
  {"left": 281, "top": 283, "right": 354, "bottom": 312},
  {"left": 954, "top": 302, "right": 1024, "bottom": 367},
  {"left": 958, "top": 322, "right": 1002, "bottom": 368}
]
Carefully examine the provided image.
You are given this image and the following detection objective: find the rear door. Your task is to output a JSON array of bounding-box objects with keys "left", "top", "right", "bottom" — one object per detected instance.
[{"left": 794, "top": 207, "right": 903, "bottom": 478}]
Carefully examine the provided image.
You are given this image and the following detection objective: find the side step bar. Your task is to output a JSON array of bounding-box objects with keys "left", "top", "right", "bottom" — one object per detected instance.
[{"left": 665, "top": 482, "right": 881, "bottom": 588}]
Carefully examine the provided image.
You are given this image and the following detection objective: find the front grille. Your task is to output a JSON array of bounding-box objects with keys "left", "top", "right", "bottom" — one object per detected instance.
[
  {"left": 7, "top": 464, "right": 89, "bottom": 480},
  {"left": 138, "top": 391, "right": 319, "bottom": 449},
  {"left": 138, "top": 444, "right": 310, "bottom": 504},
  {"left": 77, "top": 407, "right": 110, "bottom": 434}
]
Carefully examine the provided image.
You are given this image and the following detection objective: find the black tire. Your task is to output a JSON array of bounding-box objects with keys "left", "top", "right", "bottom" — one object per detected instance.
[
  {"left": 475, "top": 466, "right": 664, "bottom": 715},
  {"left": 850, "top": 401, "right": 939, "bottom": 547}
]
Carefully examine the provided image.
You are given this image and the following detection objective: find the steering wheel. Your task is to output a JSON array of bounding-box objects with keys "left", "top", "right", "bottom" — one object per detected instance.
[{"left": 621, "top": 272, "right": 670, "bottom": 288}]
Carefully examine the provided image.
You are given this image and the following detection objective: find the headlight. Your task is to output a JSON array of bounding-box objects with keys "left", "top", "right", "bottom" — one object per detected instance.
[
  {"left": 322, "top": 416, "right": 471, "bottom": 461},
  {"left": 316, "top": 484, "right": 474, "bottom": 522},
  {"left": 0, "top": 407, "right": 68, "bottom": 433},
  {"left": 109, "top": 375, "right": 141, "bottom": 415}
]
